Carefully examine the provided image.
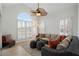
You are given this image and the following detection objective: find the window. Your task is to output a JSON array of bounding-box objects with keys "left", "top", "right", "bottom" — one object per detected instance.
[
  {"left": 59, "top": 18, "right": 72, "bottom": 35},
  {"left": 17, "top": 12, "right": 34, "bottom": 40},
  {"left": 18, "top": 21, "right": 26, "bottom": 40}
]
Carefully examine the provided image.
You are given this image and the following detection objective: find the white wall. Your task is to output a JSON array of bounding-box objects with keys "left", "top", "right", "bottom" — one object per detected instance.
[
  {"left": 0, "top": 4, "right": 1, "bottom": 35},
  {"left": 78, "top": 4, "right": 79, "bottom": 38},
  {"left": 1, "top": 4, "right": 31, "bottom": 40},
  {"left": 0, "top": 4, "right": 2, "bottom": 48},
  {"left": 72, "top": 4, "right": 78, "bottom": 36},
  {"left": 40, "top": 4, "right": 78, "bottom": 36}
]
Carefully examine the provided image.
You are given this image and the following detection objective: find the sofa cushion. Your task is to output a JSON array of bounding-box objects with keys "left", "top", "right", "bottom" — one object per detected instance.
[
  {"left": 45, "top": 34, "right": 51, "bottom": 38},
  {"left": 2, "top": 36, "right": 6, "bottom": 41},
  {"left": 67, "top": 36, "right": 79, "bottom": 55},
  {"left": 40, "top": 34, "right": 45, "bottom": 38},
  {"left": 51, "top": 34, "right": 58, "bottom": 39},
  {"left": 42, "top": 38, "right": 49, "bottom": 41}
]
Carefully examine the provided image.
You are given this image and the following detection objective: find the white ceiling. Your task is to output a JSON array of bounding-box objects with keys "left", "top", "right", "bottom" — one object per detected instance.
[
  {"left": 1, "top": 3, "right": 77, "bottom": 15},
  {"left": 25, "top": 3, "right": 76, "bottom": 13}
]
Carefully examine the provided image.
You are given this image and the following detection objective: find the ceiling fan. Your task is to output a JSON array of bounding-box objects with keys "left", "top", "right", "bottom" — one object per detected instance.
[{"left": 31, "top": 3, "right": 47, "bottom": 16}]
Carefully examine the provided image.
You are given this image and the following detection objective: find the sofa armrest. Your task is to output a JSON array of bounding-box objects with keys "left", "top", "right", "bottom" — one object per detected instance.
[{"left": 41, "top": 46, "right": 67, "bottom": 56}]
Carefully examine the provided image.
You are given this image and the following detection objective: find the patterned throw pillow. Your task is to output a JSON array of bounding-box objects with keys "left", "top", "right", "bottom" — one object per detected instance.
[
  {"left": 56, "top": 36, "right": 72, "bottom": 49},
  {"left": 64, "top": 35, "right": 72, "bottom": 42},
  {"left": 56, "top": 44, "right": 65, "bottom": 49},
  {"left": 59, "top": 35, "right": 66, "bottom": 42},
  {"left": 56, "top": 40, "right": 69, "bottom": 49}
]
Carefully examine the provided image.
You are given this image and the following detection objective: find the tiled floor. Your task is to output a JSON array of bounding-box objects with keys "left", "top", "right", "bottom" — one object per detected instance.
[
  {"left": 0, "top": 49, "right": 2, "bottom": 56},
  {"left": 0, "top": 40, "right": 32, "bottom": 56}
]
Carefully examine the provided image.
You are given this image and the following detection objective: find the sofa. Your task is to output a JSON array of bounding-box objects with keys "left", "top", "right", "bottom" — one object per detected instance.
[
  {"left": 41, "top": 36, "right": 79, "bottom": 56},
  {"left": 34, "top": 33, "right": 61, "bottom": 50},
  {"left": 2, "top": 34, "right": 15, "bottom": 48}
]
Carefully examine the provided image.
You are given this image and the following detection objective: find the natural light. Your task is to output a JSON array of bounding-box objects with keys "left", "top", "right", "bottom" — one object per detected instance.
[{"left": 17, "top": 12, "right": 33, "bottom": 40}]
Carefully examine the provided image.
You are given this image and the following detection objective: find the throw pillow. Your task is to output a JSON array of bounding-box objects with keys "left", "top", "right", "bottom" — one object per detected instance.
[
  {"left": 48, "top": 37, "right": 60, "bottom": 48},
  {"left": 59, "top": 35, "right": 66, "bottom": 42},
  {"left": 56, "top": 43, "right": 65, "bottom": 49},
  {"left": 56, "top": 38, "right": 70, "bottom": 49},
  {"left": 65, "top": 35, "right": 72, "bottom": 42}
]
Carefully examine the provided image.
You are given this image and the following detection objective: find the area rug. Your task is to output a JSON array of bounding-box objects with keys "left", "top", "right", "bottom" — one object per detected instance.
[{"left": 21, "top": 44, "right": 41, "bottom": 56}]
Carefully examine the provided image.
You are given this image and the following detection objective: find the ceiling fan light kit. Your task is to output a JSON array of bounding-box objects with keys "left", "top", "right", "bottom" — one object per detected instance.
[
  {"left": 31, "top": 3, "right": 47, "bottom": 16},
  {"left": 36, "top": 12, "right": 41, "bottom": 16}
]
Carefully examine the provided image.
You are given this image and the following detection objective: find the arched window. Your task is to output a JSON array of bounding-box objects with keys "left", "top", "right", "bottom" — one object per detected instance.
[
  {"left": 17, "top": 12, "right": 33, "bottom": 40},
  {"left": 17, "top": 12, "right": 32, "bottom": 21}
]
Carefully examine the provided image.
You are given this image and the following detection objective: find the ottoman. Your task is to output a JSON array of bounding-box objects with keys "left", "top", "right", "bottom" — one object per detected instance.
[
  {"left": 36, "top": 40, "right": 45, "bottom": 50},
  {"left": 30, "top": 40, "right": 36, "bottom": 48}
]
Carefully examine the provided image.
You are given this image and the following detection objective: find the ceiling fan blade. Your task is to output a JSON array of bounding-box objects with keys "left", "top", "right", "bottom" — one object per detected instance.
[
  {"left": 31, "top": 11, "right": 37, "bottom": 16},
  {"left": 31, "top": 12, "right": 36, "bottom": 16},
  {"left": 31, "top": 10, "right": 34, "bottom": 12}
]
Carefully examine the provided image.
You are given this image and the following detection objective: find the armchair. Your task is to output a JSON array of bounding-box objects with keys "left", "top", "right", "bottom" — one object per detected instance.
[{"left": 2, "top": 34, "right": 15, "bottom": 48}]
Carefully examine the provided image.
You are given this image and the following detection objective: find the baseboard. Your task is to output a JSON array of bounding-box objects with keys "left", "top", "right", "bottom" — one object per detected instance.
[{"left": 16, "top": 40, "right": 28, "bottom": 43}]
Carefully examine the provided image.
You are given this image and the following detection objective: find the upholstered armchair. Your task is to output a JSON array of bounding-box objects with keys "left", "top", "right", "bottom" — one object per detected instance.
[{"left": 2, "top": 34, "right": 15, "bottom": 48}]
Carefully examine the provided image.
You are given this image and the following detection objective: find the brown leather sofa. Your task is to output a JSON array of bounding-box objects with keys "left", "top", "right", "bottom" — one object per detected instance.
[{"left": 2, "top": 34, "right": 15, "bottom": 48}]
